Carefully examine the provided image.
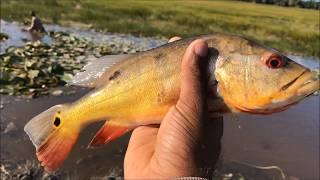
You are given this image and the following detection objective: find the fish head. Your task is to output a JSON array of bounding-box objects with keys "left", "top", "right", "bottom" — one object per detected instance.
[{"left": 213, "top": 36, "right": 319, "bottom": 114}]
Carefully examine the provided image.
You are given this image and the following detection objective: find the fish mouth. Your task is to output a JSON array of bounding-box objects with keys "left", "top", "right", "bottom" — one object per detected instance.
[
  {"left": 232, "top": 70, "right": 319, "bottom": 114},
  {"left": 280, "top": 70, "right": 307, "bottom": 91},
  {"left": 267, "top": 70, "right": 319, "bottom": 113},
  {"left": 286, "top": 70, "right": 319, "bottom": 96}
]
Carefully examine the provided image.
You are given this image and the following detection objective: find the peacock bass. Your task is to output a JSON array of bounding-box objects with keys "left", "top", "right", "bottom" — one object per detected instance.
[{"left": 24, "top": 34, "right": 320, "bottom": 171}]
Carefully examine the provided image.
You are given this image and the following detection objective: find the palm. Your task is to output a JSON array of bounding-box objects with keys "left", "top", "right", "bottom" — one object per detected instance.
[
  {"left": 125, "top": 106, "right": 200, "bottom": 178},
  {"left": 124, "top": 126, "right": 159, "bottom": 177}
]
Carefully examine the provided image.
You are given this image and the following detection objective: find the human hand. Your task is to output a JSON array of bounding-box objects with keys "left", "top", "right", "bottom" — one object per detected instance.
[{"left": 124, "top": 37, "right": 223, "bottom": 179}]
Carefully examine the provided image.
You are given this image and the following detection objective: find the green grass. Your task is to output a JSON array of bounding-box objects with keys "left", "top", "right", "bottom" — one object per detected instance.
[{"left": 1, "top": 0, "right": 319, "bottom": 57}]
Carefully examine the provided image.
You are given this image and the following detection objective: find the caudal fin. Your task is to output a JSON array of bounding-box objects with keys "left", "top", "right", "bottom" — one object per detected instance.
[
  {"left": 36, "top": 129, "right": 79, "bottom": 171},
  {"left": 24, "top": 105, "right": 79, "bottom": 171}
]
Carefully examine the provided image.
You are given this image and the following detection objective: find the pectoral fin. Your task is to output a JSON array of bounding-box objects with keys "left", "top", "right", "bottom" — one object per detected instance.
[{"left": 88, "top": 120, "right": 134, "bottom": 148}]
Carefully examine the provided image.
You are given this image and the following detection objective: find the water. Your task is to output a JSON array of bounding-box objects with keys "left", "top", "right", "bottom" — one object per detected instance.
[
  {"left": 222, "top": 96, "right": 319, "bottom": 179},
  {"left": 0, "top": 20, "right": 319, "bottom": 179},
  {"left": 288, "top": 55, "right": 320, "bottom": 70},
  {"left": 0, "top": 20, "right": 166, "bottom": 54},
  {"left": 0, "top": 20, "right": 53, "bottom": 52}
]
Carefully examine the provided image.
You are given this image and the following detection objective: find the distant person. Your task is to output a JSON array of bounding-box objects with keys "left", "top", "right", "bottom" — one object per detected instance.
[{"left": 23, "top": 11, "right": 46, "bottom": 33}]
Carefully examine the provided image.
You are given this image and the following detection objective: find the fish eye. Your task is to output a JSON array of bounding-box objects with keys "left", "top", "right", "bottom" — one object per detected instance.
[
  {"left": 263, "top": 53, "right": 286, "bottom": 69},
  {"left": 53, "top": 117, "right": 61, "bottom": 127}
]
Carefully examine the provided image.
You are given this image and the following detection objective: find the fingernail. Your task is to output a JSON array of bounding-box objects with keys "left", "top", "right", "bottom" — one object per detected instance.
[{"left": 194, "top": 41, "right": 208, "bottom": 58}]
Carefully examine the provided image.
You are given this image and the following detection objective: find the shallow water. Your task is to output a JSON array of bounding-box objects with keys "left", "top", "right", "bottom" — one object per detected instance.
[
  {"left": 0, "top": 20, "right": 166, "bottom": 54},
  {"left": 0, "top": 20, "right": 53, "bottom": 52},
  {"left": 223, "top": 96, "right": 319, "bottom": 179},
  {"left": 288, "top": 55, "right": 319, "bottom": 70},
  {"left": 0, "top": 20, "right": 319, "bottom": 179}
]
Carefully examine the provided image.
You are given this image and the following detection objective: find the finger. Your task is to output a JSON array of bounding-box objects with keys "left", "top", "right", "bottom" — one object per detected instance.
[
  {"left": 177, "top": 39, "right": 209, "bottom": 119},
  {"left": 168, "top": 36, "right": 182, "bottom": 43}
]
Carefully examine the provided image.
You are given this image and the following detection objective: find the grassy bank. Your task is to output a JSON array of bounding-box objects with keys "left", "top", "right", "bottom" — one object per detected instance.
[{"left": 1, "top": 0, "right": 319, "bottom": 57}]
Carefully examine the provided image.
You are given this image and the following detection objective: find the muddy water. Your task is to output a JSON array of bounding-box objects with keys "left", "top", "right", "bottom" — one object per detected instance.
[{"left": 1, "top": 20, "right": 319, "bottom": 179}]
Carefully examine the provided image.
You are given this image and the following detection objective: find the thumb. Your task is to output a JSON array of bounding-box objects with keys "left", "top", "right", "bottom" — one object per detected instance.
[
  {"left": 153, "top": 40, "right": 209, "bottom": 176},
  {"left": 176, "top": 39, "right": 209, "bottom": 125}
]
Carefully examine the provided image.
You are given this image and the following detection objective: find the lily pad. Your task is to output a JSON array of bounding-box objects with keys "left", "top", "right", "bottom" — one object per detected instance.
[
  {"left": 0, "top": 30, "right": 137, "bottom": 98},
  {"left": 61, "top": 73, "right": 73, "bottom": 82},
  {"left": 27, "top": 70, "right": 40, "bottom": 79},
  {"left": 0, "top": 32, "right": 9, "bottom": 41}
]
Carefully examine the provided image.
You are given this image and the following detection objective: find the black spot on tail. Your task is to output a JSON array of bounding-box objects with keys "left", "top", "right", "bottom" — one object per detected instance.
[{"left": 54, "top": 117, "right": 61, "bottom": 127}]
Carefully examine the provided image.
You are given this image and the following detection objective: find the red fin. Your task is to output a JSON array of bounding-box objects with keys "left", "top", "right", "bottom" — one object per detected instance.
[
  {"left": 36, "top": 130, "right": 79, "bottom": 171},
  {"left": 88, "top": 121, "right": 132, "bottom": 148}
]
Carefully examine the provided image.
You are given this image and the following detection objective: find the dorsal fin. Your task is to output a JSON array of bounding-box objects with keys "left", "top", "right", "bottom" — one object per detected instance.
[{"left": 69, "top": 54, "right": 133, "bottom": 88}]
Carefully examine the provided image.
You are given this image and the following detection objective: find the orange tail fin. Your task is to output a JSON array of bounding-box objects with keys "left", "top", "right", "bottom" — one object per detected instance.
[
  {"left": 88, "top": 120, "right": 133, "bottom": 148},
  {"left": 24, "top": 104, "right": 80, "bottom": 171},
  {"left": 36, "top": 129, "right": 79, "bottom": 171}
]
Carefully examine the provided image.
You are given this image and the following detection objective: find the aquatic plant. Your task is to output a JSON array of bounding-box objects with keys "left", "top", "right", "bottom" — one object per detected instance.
[
  {"left": 0, "top": 32, "right": 113, "bottom": 97},
  {"left": 0, "top": 32, "right": 9, "bottom": 41}
]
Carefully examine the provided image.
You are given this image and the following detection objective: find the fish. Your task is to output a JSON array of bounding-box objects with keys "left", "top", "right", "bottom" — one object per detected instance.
[{"left": 24, "top": 34, "right": 319, "bottom": 171}]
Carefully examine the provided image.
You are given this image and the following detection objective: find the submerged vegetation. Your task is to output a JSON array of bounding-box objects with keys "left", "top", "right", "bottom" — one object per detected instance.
[{"left": 1, "top": 0, "right": 319, "bottom": 57}]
